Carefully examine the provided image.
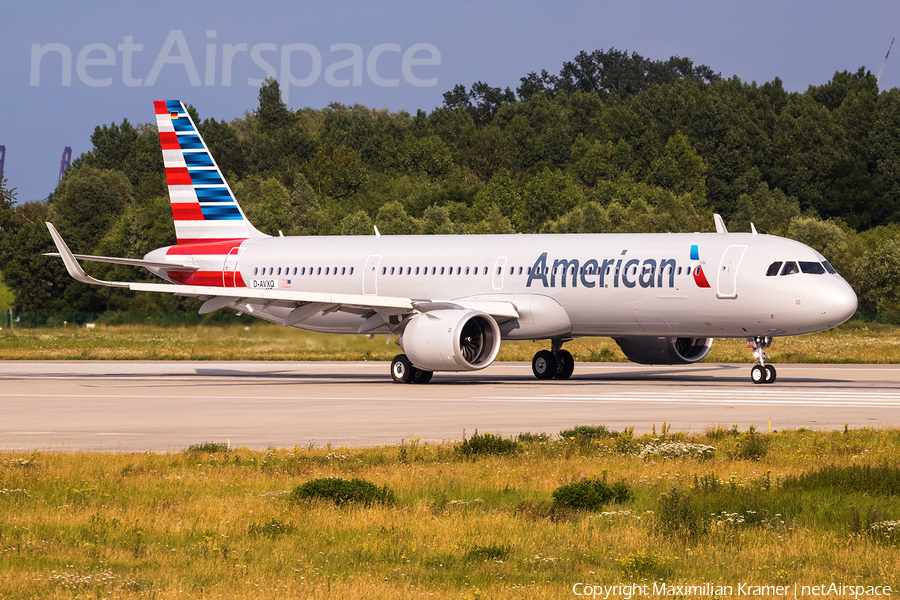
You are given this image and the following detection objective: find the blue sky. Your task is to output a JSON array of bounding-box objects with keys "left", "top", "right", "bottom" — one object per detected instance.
[{"left": 2, "top": 0, "right": 899, "bottom": 203}]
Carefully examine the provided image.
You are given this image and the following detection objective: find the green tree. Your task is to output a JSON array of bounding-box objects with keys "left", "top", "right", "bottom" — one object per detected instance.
[
  {"left": 255, "top": 78, "right": 294, "bottom": 133},
  {"left": 546, "top": 201, "right": 615, "bottom": 233},
  {"left": 309, "top": 145, "right": 368, "bottom": 200},
  {"left": 470, "top": 204, "right": 516, "bottom": 234},
  {"left": 340, "top": 210, "right": 374, "bottom": 236},
  {"left": 243, "top": 177, "right": 293, "bottom": 236},
  {"left": 523, "top": 168, "right": 583, "bottom": 231},
  {"left": 375, "top": 201, "right": 420, "bottom": 235},
  {"left": 727, "top": 182, "right": 800, "bottom": 234},
  {"left": 472, "top": 169, "right": 523, "bottom": 227},
  {"left": 420, "top": 205, "right": 462, "bottom": 235},
  {"left": 647, "top": 132, "right": 707, "bottom": 202},
  {"left": 0, "top": 175, "right": 18, "bottom": 242},
  {"left": 48, "top": 166, "right": 133, "bottom": 252},
  {"left": 570, "top": 137, "right": 634, "bottom": 187},
  {"left": 464, "top": 126, "right": 514, "bottom": 183},
  {"left": 785, "top": 216, "right": 861, "bottom": 282},
  {"left": 856, "top": 237, "right": 900, "bottom": 316},
  {"left": 397, "top": 135, "right": 455, "bottom": 178}
]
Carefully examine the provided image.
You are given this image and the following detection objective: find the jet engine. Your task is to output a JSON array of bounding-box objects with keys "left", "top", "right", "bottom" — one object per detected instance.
[
  {"left": 399, "top": 309, "right": 501, "bottom": 372},
  {"left": 613, "top": 336, "right": 713, "bottom": 365}
]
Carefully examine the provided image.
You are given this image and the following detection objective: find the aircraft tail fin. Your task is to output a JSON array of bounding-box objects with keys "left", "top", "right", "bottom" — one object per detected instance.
[{"left": 154, "top": 100, "right": 267, "bottom": 245}]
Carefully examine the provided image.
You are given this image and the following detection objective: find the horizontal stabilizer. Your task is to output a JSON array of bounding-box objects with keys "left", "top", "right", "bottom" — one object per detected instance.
[{"left": 44, "top": 252, "right": 200, "bottom": 271}]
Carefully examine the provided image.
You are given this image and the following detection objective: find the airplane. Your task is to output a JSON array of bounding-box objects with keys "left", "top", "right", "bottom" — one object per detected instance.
[{"left": 46, "top": 100, "right": 858, "bottom": 385}]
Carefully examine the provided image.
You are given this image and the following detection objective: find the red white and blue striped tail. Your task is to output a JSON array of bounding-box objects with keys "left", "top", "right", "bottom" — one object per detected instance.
[{"left": 154, "top": 100, "right": 266, "bottom": 245}]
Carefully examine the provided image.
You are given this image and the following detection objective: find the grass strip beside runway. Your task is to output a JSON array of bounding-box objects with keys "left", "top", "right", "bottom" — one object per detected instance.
[
  {"left": 1, "top": 426, "right": 898, "bottom": 598},
  {"left": 0, "top": 319, "right": 898, "bottom": 363}
]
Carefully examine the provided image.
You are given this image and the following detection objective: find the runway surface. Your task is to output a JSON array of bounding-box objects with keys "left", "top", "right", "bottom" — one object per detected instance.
[{"left": 1, "top": 361, "right": 898, "bottom": 451}]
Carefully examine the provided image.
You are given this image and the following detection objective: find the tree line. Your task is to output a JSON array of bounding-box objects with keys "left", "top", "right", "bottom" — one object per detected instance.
[{"left": 1, "top": 48, "right": 899, "bottom": 317}]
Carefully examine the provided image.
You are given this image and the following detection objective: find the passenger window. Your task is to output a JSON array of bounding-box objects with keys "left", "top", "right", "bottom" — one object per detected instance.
[
  {"left": 780, "top": 261, "right": 799, "bottom": 276},
  {"left": 440, "top": 267, "right": 445, "bottom": 275},
  {"left": 253, "top": 267, "right": 258, "bottom": 276},
  {"left": 457, "top": 267, "right": 461, "bottom": 275},
  {"left": 518, "top": 267, "right": 523, "bottom": 275},
  {"left": 677, "top": 266, "right": 682, "bottom": 275},
  {"left": 317, "top": 267, "right": 322, "bottom": 275},
  {"left": 507, "top": 267, "right": 512, "bottom": 275},
  {"left": 341, "top": 267, "right": 346, "bottom": 275},
  {"left": 350, "top": 267, "right": 354, "bottom": 275},
  {"left": 325, "top": 267, "right": 330, "bottom": 275},
  {"left": 407, "top": 267, "right": 411, "bottom": 275},
  {"left": 822, "top": 261, "right": 836, "bottom": 274},
  {"left": 415, "top": 267, "right": 420, "bottom": 275},
  {"left": 391, "top": 267, "right": 395, "bottom": 275},
  {"left": 466, "top": 267, "right": 470, "bottom": 275},
  {"left": 301, "top": 267, "right": 306, "bottom": 275},
  {"left": 382, "top": 267, "right": 386, "bottom": 275},
  {"left": 766, "top": 262, "right": 782, "bottom": 277},
  {"left": 799, "top": 261, "right": 826, "bottom": 274}
]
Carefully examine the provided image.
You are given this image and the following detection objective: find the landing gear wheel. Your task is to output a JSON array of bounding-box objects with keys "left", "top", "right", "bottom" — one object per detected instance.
[
  {"left": 532, "top": 350, "right": 558, "bottom": 380},
  {"left": 412, "top": 368, "right": 433, "bottom": 384},
  {"left": 391, "top": 354, "right": 413, "bottom": 384},
  {"left": 764, "top": 365, "right": 777, "bottom": 384},
  {"left": 751, "top": 364, "right": 767, "bottom": 384},
  {"left": 554, "top": 349, "right": 575, "bottom": 380}
]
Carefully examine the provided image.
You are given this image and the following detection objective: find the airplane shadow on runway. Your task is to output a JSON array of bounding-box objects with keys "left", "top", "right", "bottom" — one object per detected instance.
[{"left": 176, "top": 363, "right": 858, "bottom": 388}]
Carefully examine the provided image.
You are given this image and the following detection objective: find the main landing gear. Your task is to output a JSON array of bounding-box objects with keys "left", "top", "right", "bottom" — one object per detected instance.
[
  {"left": 391, "top": 354, "right": 433, "bottom": 384},
  {"left": 748, "top": 335, "right": 777, "bottom": 384},
  {"left": 532, "top": 339, "right": 575, "bottom": 380}
]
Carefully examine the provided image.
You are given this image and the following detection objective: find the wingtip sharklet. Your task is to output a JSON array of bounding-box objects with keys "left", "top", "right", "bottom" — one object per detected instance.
[
  {"left": 45, "top": 222, "right": 129, "bottom": 289},
  {"left": 713, "top": 214, "right": 728, "bottom": 235}
]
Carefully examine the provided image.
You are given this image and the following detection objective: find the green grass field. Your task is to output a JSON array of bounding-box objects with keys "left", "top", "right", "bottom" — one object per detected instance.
[
  {"left": 0, "top": 318, "right": 899, "bottom": 363},
  {"left": 1, "top": 427, "right": 898, "bottom": 599}
]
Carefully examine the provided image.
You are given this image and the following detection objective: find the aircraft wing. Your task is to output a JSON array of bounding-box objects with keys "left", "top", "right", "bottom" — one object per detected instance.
[{"left": 46, "top": 222, "right": 519, "bottom": 328}]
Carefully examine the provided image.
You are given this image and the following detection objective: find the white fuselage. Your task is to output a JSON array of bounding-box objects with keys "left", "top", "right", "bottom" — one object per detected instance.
[{"left": 148, "top": 231, "right": 858, "bottom": 341}]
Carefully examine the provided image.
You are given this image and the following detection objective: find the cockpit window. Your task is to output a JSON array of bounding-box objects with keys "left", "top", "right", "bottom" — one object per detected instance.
[
  {"left": 822, "top": 261, "right": 837, "bottom": 274},
  {"left": 780, "top": 261, "right": 799, "bottom": 276},
  {"left": 799, "top": 261, "right": 826, "bottom": 274},
  {"left": 766, "top": 261, "right": 782, "bottom": 277}
]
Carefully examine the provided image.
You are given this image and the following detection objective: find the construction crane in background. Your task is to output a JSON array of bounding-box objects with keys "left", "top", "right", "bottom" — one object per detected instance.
[
  {"left": 0, "top": 145, "right": 6, "bottom": 181},
  {"left": 59, "top": 147, "right": 72, "bottom": 182},
  {"left": 877, "top": 37, "right": 895, "bottom": 87}
]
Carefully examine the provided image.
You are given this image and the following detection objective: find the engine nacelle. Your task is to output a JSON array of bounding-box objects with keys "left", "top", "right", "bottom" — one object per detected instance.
[
  {"left": 399, "top": 309, "right": 501, "bottom": 372},
  {"left": 613, "top": 336, "right": 713, "bottom": 365}
]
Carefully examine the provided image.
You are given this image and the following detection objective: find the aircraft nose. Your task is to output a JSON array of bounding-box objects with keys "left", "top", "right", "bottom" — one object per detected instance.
[{"left": 827, "top": 278, "right": 858, "bottom": 326}]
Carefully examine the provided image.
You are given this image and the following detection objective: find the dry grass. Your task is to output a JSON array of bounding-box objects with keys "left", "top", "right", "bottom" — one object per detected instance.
[
  {"left": 1, "top": 428, "right": 898, "bottom": 598},
  {"left": 0, "top": 319, "right": 898, "bottom": 363}
]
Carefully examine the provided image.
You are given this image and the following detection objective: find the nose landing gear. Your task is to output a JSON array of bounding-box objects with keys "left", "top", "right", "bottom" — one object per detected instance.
[
  {"left": 532, "top": 339, "right": 575, "bottom": 380},
  {"left": 748, "top": 336, "right": 776, "bottom": 384}
]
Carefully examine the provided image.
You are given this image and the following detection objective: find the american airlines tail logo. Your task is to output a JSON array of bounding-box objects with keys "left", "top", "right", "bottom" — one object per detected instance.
[{"left": 690, "top": 244, "right": 711, "bottom": 288}]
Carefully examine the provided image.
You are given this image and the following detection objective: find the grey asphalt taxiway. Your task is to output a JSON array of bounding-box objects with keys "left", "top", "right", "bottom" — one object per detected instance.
[{"left": 1, "top": 361, "right": 898, "bottom": 451}]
